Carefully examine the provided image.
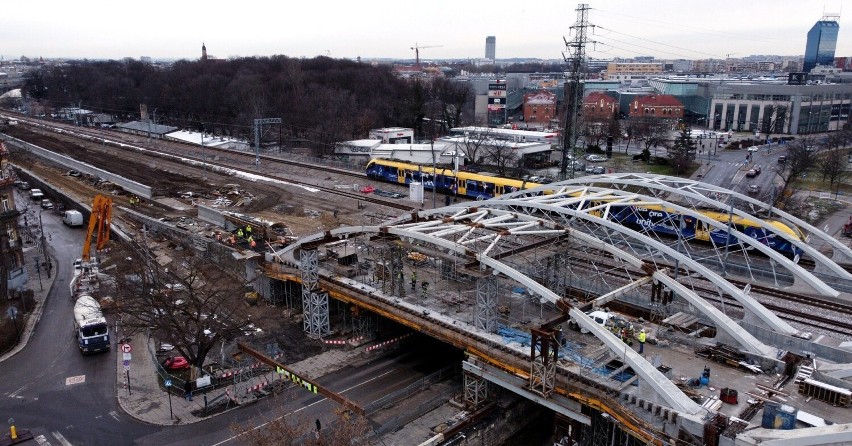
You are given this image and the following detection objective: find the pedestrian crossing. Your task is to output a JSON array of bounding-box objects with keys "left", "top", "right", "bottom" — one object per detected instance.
[{"left": 35, "top": 431, "right": 72, "bottom": 446}]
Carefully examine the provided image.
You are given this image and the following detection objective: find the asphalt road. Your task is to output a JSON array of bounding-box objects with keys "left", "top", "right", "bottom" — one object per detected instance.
[{"left": 0, "top": 200, "right": 160, "bottom": 445}]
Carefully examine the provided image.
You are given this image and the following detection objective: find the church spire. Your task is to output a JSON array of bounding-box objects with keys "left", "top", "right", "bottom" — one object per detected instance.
[{"left": 201, "top": 42, "right": 208, "bottom": 61}]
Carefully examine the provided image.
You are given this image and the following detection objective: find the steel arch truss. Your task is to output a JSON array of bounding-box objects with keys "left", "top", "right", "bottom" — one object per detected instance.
[{"left": 547, "top": 173, "right": 852, "bottom": 286}]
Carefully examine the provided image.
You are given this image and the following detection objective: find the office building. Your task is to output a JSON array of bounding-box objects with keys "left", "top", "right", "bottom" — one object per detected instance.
[
  {"left": 485, "top": 36, "right": 496, "bottom": 60},
  {"left": 803, "top": 15, "right": 840, "bottom": 72}
]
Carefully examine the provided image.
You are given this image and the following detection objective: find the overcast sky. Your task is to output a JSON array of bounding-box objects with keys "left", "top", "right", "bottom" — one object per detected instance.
[{"left": 2, "top": 1, "right": 849, "bottom": 62}]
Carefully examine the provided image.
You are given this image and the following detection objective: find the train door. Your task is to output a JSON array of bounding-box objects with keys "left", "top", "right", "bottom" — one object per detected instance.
[{"left": 695, "top": 219, "right": 710, "bottom": 243}]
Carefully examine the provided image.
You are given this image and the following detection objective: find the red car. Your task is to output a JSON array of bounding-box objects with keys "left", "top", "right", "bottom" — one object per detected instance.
[
  {"left": 162, "top": 356, "right": 190, "bottom": 370},
  {"left": 360, "top": 185, "right": 376, "bottom": 194}
]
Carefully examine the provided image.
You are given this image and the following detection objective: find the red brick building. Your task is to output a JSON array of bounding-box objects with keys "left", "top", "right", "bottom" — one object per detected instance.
[
  {"left": 583, "top": 92, "right": 619, "bottom": 120},
  {"left": 628, "top": 95, "right": 684, "bottom": 119},
  {"left": 522, "top": 90, "right": 556, "bottom": 126}
]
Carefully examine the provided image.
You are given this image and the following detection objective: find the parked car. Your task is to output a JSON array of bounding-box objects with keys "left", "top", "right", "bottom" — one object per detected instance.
[
  {"left": 41, "top": 199, "right": 54, "bottom": 209},
  {"left": 29, "top": 189, "right": 44, "bottom": 200},
  {"left": 591, "top": 166, "right": 605, "bottom": 174},
  {"left": 777, "top": 155, "right": 787, "bottom": 163},
  {"left": 162, "top": 356, "right": 190, "bottom": 370},
  {"left": 747, "top": 146, "right": 760, "bottom": 152},
  {"left": 18, "top": 181, "right": 30, "bottom": 190},
  {"left": 585, "top": 154, "right": 607, "bottom": 162},
  {"left": 67, "top": 170, "right": 82, "bottom": 177},
  {"left": 748, "top": 184, "right": 761, "bottom": 194}
]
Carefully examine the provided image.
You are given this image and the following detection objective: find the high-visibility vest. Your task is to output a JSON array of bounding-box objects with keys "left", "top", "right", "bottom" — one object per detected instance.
[{"left": 638, "top": 332, "right": 646, "bottom": 343}]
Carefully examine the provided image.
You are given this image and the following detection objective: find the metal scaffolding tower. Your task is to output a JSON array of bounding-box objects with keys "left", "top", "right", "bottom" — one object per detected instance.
[
  {"left": 464, "top": 371, "right": 489, "bottom": 409},
  {"left": 300, "top": 249, "right": 329, "bottom": 338},
  {"left": 475, "top": 276, "right": 499, "bottom": 333}
]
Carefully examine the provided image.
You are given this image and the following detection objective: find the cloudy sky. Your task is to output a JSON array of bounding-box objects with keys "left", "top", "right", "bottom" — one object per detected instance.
[{"left": 2, "top": 0, "right": 849, "bottom": 61}]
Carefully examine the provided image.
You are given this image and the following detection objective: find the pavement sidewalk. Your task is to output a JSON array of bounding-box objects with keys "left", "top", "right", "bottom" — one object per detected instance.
[
  {"left": 0, "top": 249, "right": 56, "bottom": 363},
  {"left": 115, "top": 334, "right": 374, "bottom": 426}
]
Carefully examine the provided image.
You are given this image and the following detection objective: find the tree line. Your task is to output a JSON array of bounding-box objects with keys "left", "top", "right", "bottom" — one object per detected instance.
[{"left": 23, "top": 57, "right": 473, "bottom": 152}]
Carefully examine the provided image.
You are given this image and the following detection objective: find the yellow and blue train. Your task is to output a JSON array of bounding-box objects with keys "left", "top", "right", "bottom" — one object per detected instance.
[{"left": 365, "top": 159, "right": 804, "bottom": 257}]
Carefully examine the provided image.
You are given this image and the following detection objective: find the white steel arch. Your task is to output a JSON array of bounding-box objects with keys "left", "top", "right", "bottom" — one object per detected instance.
[
  {"left": 475, "top": 196, "right": 806, "bottom": 338},
  {"left": 496, "top": 183, "right": 841, "bottom": 297},
  {"left": 278, "top": 216, "right": 704, "bottom": 414},
  {"left": 551, "top": 173, "right": 852, "bottom": 281}
]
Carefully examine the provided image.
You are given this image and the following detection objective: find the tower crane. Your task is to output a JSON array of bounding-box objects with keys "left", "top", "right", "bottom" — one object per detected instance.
[{"left": 411, "top": 43, "right": 442, "bottom": 69}]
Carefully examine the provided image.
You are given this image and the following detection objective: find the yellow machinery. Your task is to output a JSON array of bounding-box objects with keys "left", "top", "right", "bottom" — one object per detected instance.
[{"left": 82, "top": 195, "right": 113, "bottom": 262}]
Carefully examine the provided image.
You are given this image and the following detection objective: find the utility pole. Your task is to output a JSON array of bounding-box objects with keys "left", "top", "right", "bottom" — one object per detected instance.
[
  {"left": 253, "top": 118, "right": 282, "bottom": 166},
  {"left": 560, "top": 3, "right": 593, "bottom": 180}
]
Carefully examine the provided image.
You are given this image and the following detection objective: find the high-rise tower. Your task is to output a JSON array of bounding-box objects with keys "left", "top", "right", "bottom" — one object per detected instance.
[
  {"left": 202, "top": 42, "right": 208, "bottom": 61},
  {"left": 485, "top": 36, "right": 496, "bottom": 60},
  {"left": 803, "top": 14, "right": 840, "bottom": 72}
]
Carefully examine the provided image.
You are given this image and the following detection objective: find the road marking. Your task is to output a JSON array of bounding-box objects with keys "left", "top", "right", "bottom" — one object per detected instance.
[
  {"left": 9, "top": 384, "right": 28, "bottom": 397},
  {"left": 211, "top": 369, "right": 395, "bottom": 446},
  {"left": 52, "top": 431, "right": 73, "bottom": 446},
  {"left": 35, "top": 435, "right": 52, "bottom": 446},
  {"left": 65, "top": 375, "right": 85, "bottom": 386},
  {"left": 109, "top": 410, "right": 120, "bottom": 421}
]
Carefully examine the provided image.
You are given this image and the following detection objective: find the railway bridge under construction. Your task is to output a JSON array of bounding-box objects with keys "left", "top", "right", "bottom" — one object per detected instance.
[{"left": 262, "top": 174, "right": 852, "bottom": 445}]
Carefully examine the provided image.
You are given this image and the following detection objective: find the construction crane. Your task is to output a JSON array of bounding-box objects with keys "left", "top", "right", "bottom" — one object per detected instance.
[
  {"left": 411, "top": 43, "right": 442, "bottom": 69},
  {"left": 82, "top": 195, "right": 113, "bottom": 262}
]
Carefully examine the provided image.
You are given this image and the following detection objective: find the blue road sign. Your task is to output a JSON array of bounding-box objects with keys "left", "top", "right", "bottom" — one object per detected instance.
[{"left": 165, "top": 379, "right": 172, "bottom": 387}]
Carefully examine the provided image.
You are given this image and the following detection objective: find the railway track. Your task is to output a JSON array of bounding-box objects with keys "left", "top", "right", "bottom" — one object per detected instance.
[
  {"left": 3, "top": 114, "right": 417, "bottom": 213},
  {"left": 560, "top": 246, "right": 852, "bottom": 336}
]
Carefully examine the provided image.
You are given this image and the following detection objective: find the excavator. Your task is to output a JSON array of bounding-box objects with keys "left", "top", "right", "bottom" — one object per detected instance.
[{"left": 82, "top": 195, "right": 113, "bottom": 262}]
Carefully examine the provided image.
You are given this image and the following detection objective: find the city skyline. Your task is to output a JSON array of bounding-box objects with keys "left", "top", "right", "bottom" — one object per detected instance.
[{"left": 1, "top": 1, "right": 849, "bottom": 62}]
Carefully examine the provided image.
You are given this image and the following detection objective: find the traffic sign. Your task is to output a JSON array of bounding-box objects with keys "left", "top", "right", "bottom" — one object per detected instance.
[
  {"left": 164, "top": 379, "right": 172, "bottom": 387},
  {"left": 123, "top": 352, "right": 132, "bottom": 361},
  {"left": 122, "top": 359, "right": 130, "bottom": 367},
  {"left": 121, "top": 343, "right": 132, "bottom": 353}
]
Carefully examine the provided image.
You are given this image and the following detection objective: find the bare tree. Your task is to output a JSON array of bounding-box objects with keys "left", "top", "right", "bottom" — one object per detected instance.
[
  {"left": 459, "top": 130, "right": 493, "bottom": 167},
  {"left": 485, "top": 139, "right": 519, "bottom": 177},
  {"left": 774, "top": 138, "right": 819, "bottom": 208},
  {"left": 110, "top": 242, "right": 255, "bottom": 368},
  {"left": 632, "top": 118, "right": 669, "bottom": 160},
  {"left": 820, "top": 148, "right": 848, "bottom": 193}
]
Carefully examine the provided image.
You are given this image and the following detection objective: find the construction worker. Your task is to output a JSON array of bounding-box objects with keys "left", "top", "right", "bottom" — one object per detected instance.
[
  {"left": 247, "top": 235, "right": 254, "bottom": 246},
  {"left": 237, "top": 228, "right": 244, "bottom": 239},
  {"left": 245, "top": 225, "right": 252, "bottom": 237},
  {"left": 638, "top": 329, "right": 646, "bottom": 354}
]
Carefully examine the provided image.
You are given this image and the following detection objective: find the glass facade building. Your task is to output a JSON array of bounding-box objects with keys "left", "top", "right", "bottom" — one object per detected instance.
[{"left": 803, "top": 20, "right": 839, "bottom": 72}]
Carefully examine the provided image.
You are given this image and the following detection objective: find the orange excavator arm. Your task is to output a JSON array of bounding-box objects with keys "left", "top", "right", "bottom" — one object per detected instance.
[{"left": 82, "top": 195, "right": 113, "bottom": 262}]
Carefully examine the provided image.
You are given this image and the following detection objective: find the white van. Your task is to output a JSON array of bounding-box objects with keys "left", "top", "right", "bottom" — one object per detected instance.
[
  {"left": 29, "top": 189, "right": 44, "bottom": 200},
  {"left": 580, "top": 310, "right": 615, "bottom": 334},
  {"left": 63, "top": 210, "right": 84, "bottom": 227}
]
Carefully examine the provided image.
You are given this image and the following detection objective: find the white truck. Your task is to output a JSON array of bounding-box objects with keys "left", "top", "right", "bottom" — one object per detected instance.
[
  {"left": 63, "top": 210, "right": 84, "bottom": 227},
  {"left": 74, "top": 295, "right": 110, "bottom": 354}
]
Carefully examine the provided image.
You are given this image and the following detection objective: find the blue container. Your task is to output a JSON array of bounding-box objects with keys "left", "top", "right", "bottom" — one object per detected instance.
[{"left": 761, "top": 403, "right": 797, "bottom": 430}]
